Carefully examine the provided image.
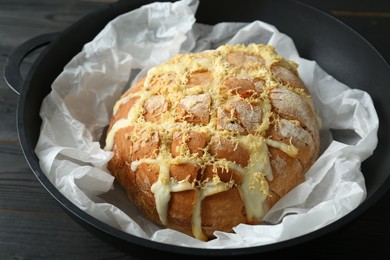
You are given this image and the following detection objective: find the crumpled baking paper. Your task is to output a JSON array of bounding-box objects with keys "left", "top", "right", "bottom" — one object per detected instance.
[{"left": 35, "top": 0, "right": 379, "bottom": 249}]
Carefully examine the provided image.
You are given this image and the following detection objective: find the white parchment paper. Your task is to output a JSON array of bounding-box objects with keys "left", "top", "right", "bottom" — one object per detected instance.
[{"left": 35, "top": 0, "right": 379, "bottom": 249}]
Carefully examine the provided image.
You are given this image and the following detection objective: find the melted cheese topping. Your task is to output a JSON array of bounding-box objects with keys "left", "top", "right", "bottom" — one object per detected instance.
[{"left": 104, "top": 43, "right": 304, "bottom": 240}]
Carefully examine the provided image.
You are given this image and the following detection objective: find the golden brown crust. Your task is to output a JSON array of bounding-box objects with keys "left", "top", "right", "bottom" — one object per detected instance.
[{"left": 104, "top": 44, "right": 320, "bottom": 241}]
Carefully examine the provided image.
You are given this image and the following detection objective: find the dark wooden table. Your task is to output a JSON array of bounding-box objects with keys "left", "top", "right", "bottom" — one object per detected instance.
[{"left": 1, "top": 0, "right": 390, "bottom": 258}]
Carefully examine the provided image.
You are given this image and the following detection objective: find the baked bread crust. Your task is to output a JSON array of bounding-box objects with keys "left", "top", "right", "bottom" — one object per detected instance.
[{"left": 104, "top": 44, "right": 320, "bottom": 241}]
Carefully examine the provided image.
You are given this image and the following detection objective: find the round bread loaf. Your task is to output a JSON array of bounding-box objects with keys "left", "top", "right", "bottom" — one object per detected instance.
[{"left": 104, "top": 43, "right": 320, "bottom": 241}]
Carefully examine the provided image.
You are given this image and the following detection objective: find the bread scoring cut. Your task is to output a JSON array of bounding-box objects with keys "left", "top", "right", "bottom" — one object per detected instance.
[{"left": 104, "top": 43, "right": 320, "bottom": 241}]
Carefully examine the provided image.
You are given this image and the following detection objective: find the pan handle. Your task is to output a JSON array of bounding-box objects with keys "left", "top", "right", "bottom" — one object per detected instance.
[{"left": 3, "top": 32, "right": 59, "bottom": 95}]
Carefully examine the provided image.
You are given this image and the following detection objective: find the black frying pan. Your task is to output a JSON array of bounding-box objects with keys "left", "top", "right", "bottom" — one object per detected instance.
[{"left": 4, "top": 0, "right": 390, "bottom": 257}]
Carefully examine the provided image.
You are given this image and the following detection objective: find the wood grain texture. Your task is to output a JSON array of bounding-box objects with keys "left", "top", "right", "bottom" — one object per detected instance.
[{"left": 0, "top": 0, "right": 389, "bottom": 259}]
